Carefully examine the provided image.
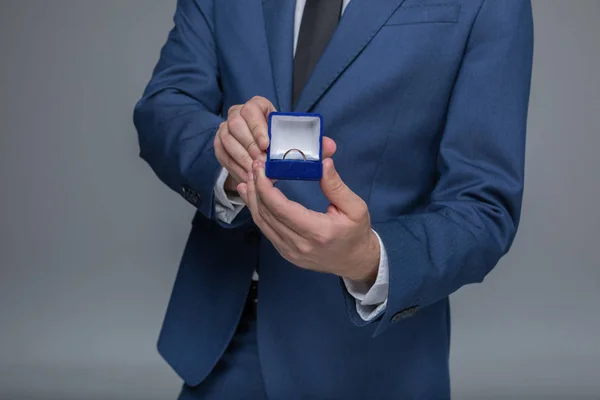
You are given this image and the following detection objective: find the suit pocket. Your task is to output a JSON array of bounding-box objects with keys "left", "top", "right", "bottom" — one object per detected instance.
[{"left": 384, "top": 3, "right": 460, "bottom": 26}]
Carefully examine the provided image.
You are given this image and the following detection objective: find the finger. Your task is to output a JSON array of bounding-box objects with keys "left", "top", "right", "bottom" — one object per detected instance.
[
  {"left": 220, "top": 122, "right": 253, "bottom": 172},
  {"left": 251, "top": 165, "right": 307, "bottom": 244},
  {"left": 245, "top": 170, "right": 286, "bottom": 246},
  {"left": 214, "top": 132, "right": 247, "bottom": 183},
  {"left": 215, "top": 132, "right": 247, "bottom": 181},
  {"left": 237, "top": 182, "right": 249, "bottom": 205},
  {"left": 321, "top": 136, "right": 337, "bottom": 159},
  {"left": 253, "top": 161, "right": 327, "bottom": 239},
  {"left": 227, "top": 109, "right": 263, "bottom": 160},
  {"left": 240, "top": 96, "right": 276, "bottom": 151},
  {"left": 320, "top": 158, "right": 367, "bottom": 221}
]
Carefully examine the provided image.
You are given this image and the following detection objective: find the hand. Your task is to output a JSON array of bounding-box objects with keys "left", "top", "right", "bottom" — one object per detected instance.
[
  {"left": 214, "top": 96, "right": 276, "bottom": 186},
  {"left": 214, "top": 95, "right": 337, "bottom": 193},
  {"left": 237, "top": 154, "right": 380, "bottom": 283}
]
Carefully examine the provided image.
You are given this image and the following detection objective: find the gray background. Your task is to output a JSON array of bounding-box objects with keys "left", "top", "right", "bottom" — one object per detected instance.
[{"left": 0, "top": 0, "right": 598, "bottom": 399}]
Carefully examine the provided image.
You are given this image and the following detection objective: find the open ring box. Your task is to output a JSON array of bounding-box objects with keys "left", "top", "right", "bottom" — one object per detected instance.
[{"left": 265, "top": 112, "right": 323, "bottom": 181}]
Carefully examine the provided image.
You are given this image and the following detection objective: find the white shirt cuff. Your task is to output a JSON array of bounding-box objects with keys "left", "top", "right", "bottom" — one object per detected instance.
[
  {"left": 213, "top": 168, "right": 246, "bottom": 224},
  {"left": 343, "top": 229, "right": 389, "bottom": 321}
]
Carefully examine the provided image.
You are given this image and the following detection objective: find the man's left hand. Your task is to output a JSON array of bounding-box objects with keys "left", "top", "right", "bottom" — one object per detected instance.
[{"left": 237, "top": 155, "right": 380, "bottom": 284}]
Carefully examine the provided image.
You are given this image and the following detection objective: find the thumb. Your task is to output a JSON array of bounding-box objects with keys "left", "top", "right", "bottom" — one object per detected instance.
[
  {"left": 321, "top": 136, "right": 337, "bottom": 159},
  {"left": 320, "top": 158, "right": 366, "bottom": 219}
]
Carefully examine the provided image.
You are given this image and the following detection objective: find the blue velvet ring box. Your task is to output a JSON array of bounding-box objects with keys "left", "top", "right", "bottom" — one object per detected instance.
[{"left": 265, "top": 112, "right": 323, "bottom": 181}]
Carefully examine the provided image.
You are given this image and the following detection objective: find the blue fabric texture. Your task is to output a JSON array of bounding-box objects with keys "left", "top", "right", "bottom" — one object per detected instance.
[
  {"left": 133, "top": 0, "right": 534, "bottom": 397},
  {"left": 177, "top": 306, "right": 267, "bottom": 400}
]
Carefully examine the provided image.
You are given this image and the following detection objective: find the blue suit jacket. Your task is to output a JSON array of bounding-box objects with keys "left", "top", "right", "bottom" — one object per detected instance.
[{"left": 134, "top": 0, "right": 533, "bottom": 398}]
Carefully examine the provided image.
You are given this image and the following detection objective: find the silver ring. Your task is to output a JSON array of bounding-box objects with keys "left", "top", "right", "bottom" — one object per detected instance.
[{"left": 282, "top": 148, "right": 307, "bottom": 161}]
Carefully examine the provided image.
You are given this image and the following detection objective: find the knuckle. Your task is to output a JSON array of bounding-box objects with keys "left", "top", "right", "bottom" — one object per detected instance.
[
  {"left": 246, "top": 140, "right": 259, "bottom": 152},
  {"left": 240, "top": 102, "right": 255, "bottom": 120},
  {"left": 296, "top": 241, "right": 313, "bottom": 255},
  {"left": 251, "top": 96, "right": 272, "bottom": 110},
  {"left": 330, "top": 180, "right": 346, "bottom": 195},
  {"left": 228, "top": 105, "right": 241, "bottom": 116},
  {"left": 227, "top": 116, "right": 245, "bottom": 134},
  {"left": 357, "top": 200, "right": 368, "bottom": 216},
  {"left": 248, "top": 121, "right": 262, "bottom": 136}
]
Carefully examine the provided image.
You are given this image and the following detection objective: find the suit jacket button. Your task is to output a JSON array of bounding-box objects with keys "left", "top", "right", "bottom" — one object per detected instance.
[{"left": 181, "top": 185, "right": 200, "bottom": 205}]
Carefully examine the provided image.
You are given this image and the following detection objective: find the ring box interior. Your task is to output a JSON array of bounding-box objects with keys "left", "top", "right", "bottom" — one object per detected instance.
[{"left": 265, "top": 112, "right": 323, "bottom": 181}]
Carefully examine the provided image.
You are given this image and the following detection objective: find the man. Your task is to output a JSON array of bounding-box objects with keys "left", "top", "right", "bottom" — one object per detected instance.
[{"left": 134, "top": 0, "right": 533, "bottom": 398}]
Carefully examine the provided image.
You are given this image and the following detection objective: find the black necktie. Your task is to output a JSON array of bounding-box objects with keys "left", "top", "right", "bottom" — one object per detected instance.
[{"left": 293, "top": 0, "right": 343, "bottom": 107}]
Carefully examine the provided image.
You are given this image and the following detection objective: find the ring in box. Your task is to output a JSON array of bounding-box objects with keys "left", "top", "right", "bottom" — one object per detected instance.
[{"left": 265, "top": 112, "right": 323, "bottom": 181}]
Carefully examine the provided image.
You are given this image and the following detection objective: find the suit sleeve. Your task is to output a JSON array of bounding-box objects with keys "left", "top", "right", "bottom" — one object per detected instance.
[
  {"left": 349, "top": 0, "right": 534, "bottom": 336},
  {"left": 134, "top": 0, "right": 230, "bottom": 222}
]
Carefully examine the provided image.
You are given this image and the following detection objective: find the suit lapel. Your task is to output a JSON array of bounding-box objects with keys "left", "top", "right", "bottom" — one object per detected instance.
[
  {"left": 294, "top": 0, "right": 408, "bottom": 112},
  {"left": 262, "top": 0, "right": 296, "bottom": 112}
]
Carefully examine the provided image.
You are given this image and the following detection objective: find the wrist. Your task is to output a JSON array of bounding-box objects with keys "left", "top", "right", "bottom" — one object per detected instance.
[{"left": 346, "top": 230, "right": 380, "bottom": 284}]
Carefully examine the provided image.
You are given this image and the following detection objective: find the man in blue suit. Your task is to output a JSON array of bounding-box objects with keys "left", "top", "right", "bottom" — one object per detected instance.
[{"left": 134, "top": 0, "right": 533, "bottom": 398}]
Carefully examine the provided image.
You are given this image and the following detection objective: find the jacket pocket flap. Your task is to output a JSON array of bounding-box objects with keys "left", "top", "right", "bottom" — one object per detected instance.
[{"left": 385, "top": 3, "right": 460, "bottom": 26}]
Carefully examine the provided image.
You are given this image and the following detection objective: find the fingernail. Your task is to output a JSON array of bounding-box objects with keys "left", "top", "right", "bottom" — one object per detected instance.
[{"left": 248, "top": 171, "right": 253, "bottom": 181}]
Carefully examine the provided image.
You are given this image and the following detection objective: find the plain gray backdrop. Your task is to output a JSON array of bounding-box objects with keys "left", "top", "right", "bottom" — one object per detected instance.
[{"left": 0, "top": 1, "right": 598, "bottom": 399}]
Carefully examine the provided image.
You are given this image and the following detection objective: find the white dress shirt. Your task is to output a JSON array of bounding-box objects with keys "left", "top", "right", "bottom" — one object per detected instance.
[{"left": 213, "top": 0, "right": 389, "bottom": 321}]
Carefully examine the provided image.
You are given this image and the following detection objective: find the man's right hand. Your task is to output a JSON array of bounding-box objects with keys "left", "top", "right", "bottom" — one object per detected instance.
[{"left": 214, "top": 96, "right": 276, "bottom": 191}]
